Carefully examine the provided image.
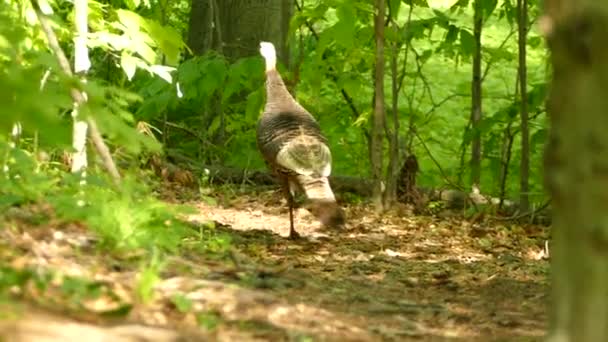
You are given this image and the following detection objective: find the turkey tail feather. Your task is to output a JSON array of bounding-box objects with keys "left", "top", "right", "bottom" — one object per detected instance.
[{"left": 296, "top": 174, "right": 345, "bottom": 227}]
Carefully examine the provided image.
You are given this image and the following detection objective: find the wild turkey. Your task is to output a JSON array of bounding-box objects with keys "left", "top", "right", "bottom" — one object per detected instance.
[{"left": 256, "top": 41, "right": 345, "bottom": 239}]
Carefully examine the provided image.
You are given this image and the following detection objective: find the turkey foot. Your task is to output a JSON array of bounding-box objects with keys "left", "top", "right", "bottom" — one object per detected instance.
[
  {"left": 287, "top": 195, "right": 302, "bottom": 240},
  {"left": 288, "top": 229, "right": 301, "bottom": 240}
]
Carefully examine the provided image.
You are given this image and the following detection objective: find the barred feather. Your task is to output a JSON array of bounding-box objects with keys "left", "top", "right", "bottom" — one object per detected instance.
[{"left": 256, "top": 41, "right": 345, "bottom": 228}]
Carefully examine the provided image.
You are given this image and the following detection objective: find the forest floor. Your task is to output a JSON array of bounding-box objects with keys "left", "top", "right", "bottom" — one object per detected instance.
[{"left": 0, "top": 185, "right": 550, "bottom": 341}]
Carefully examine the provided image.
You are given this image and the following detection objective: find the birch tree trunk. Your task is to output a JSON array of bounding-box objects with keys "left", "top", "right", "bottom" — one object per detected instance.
[
  {"left": 71, "top": 0, "right": 90, "bottom": 174},
  {"left": 543, "top": 1, "right": 608, "bottom": 340},
  {"left": 31, "top": 0, "right": 121, "bottom": 185}
]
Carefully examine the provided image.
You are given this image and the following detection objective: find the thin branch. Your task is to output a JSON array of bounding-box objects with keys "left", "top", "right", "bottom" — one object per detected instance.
[
  {"left": 30, "top": 0, "right": 121, "bottom": 185},
  {"left": 396, "top": 4, "right": 414, "bottom": 94},
  {"left": 481, "top": 29, "right": 516, "bottom": 82},
  {"left": 480, "top": 16, "right": 538, "bottom": 83},
  {"left": 410, "top": 47, "right": 436, "bottom": 106},
  {"left": 413, "top": 130, "right": 464, "bottom": 192},
  {"left": 418, "top": 94, "right": 461, "bottom": 128}
]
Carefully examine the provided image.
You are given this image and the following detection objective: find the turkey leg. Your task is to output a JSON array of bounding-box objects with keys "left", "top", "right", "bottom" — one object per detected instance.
[{"left": 280, "top": 176, "right": 301, "bottom": 239}]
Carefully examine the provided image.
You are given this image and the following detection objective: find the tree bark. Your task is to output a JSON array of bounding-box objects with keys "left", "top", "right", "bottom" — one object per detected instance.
[
  {"left": 383, "top": 15, "right": 401, "bottom": 208},
  {"left": 71, "top": 0, "right": 90, "bottom": 174},
  {"left": 517, "top": 0, "right": 530, "bottom": 212},
  {"left": 371, "top": 0, "right": 386, "bottom": 212},
  {"left": 543, "top": 1, "right": 608, "bottom": 341},
  {"left": 188, "top": 0, "right": 292, "bottom": 65},
  {"left": 470, "top": 0, "right": 483, "bottom": 188},
  {"left": 187, "top": 0, "right": 213, "bottom": 55}
]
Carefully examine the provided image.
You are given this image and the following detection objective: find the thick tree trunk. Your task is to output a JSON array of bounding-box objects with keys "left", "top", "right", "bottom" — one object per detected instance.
[
  {"left": 470, "top": 0, "right": 483, "bottom": 188},
  {"left": 187, "top": 0, "right": 213, "bottom": 55},
  {"left": 517, "top": 0, "right": 530, "bottom": 213},
  {"left": 371, "top": 0, "right": 386, "bottom": 212},
  {"left": 543, "top": 1, "right": 608, "bottom": 341},
  {"left": 188, "top": 0, "right": 292, "bottom": 65}
]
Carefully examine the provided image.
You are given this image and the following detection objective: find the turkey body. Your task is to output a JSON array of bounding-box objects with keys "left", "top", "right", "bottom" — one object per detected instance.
[{"left": 256, "top": 41, "right": 345, "bottom": 239}]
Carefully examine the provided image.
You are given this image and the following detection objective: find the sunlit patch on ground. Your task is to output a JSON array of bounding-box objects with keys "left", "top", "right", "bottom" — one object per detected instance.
[{"left": 0, "top": 189, "right": 549, "bottom": 340}]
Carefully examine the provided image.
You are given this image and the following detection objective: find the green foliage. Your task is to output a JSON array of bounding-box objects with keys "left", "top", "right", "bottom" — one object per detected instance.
[
  {"left": 1, "top": 0, "right": 552, "bottom": 253},
  {"left": 135, "top": 250, "right": 164, "bottom": 304},
  {"left": 136, "top": 52, "right": 266, "bottom": 165},
  {"left": 171, "top": 293, "right": 193, "bottom": 313},
  {"left": 0, "top": 142, "right": 197, "bottom": 254},
  {"left": 0, "top": 266, "right": 130, "bottom": 315},
  {"left": 52, "top": 175, "right": 194, "bottom": 252},
  {"left": 197, "top": 311, "right": 221, "bottom": 331}
]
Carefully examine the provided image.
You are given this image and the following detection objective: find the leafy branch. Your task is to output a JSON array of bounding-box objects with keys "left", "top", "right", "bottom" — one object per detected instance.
[
  {"left": 30, "top": 0, "right": 121, "bottom": 185},
  {"left": 294, "top": 1, "right": 364, "bottom": 128}
]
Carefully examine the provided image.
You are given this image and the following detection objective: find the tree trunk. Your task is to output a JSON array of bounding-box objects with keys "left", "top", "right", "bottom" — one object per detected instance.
[
  {"left": 187, "top": 0, "right": 213, "bottom": 55},
  {"left": 188, "top": 0, "right": 292, "bottom": 65},
  {"left": 371, "top": 0, "right": 386, "bottom": 212},
  {"left": 543, "top": 1, "right": 608, "bottom": 341},
  {"left": 383, "top": 19, "right": 401, "bottom": 208},
  {"left": 71, "top": 0, "right": 90, "bottom": 174},
  {"left": 470, "top": 0, "right": 483, "bottom": 188},
  {"left": 517, "top": 0, "right": 530, "bottom": 213}
]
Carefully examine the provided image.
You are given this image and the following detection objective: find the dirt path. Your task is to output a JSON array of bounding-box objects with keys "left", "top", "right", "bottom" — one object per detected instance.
[
  {"left": 0, "top": 189, "right": 549, "bottom": 341},
  {"left": 188, "top": 191, "right": 549, "bottom": 340}
]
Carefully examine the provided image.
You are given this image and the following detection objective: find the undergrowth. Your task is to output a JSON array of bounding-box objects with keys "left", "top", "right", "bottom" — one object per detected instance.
[{"left": 0, "top": 140, "right": 230, "bottom": 312}]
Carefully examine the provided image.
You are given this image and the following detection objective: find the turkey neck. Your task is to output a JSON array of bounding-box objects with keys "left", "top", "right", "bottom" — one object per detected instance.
[{"left": 264, "top": 69, "right": 302, "bottom": 114}]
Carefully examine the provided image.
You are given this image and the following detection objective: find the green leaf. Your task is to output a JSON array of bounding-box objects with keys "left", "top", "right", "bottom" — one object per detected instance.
[
  {"left": 120, "top": 52, "right": 138, "bottom": 80},
  {"left": 116, "top": 9, "right": 143, "bottom": 32},
  {"left": 133, "top": 35, "right": 156, "bottom": 64},
  {"left": 177, "top": 58, "right": 203, "bottom": 86},
  {"left": 444, "top": 25, "right": 459, "bottom": 45},
  {"left": 147, "top": 65, "right": 175, "bottom": 83},
  {"left": 527, "top": 35, "right": 543, "bottom": 48},
  {"left": 208, "top": 115, "right": 220, "bottom": 136},
  {"left": 459, "top": 29, "right": 475, "bottom": 56},
  {"left": 531, "top": 128, "right": 547, "bottom": 147},
  {"left": 245, "top": 88, "right": 264, "bottom": 121},
  {"left": 500, "top": 0, "right": 516, "bottom": 25},
  {"left": 352, "top": 110, "right": 371, "bottom": 127},
  {"left": 332, "top": 5, "right": 357, "bottom": 49},
  {"left": 385, "top": 24, "right": 402, "bottom": 44},
  {"left": 432, "top": 9, "right": 452, "bottom": 27},
  {"left": 90, "top": 31, "right": 130, "bottom": 51},
  {"left": 142, "top": 20, "right": 184, "bottom": 65},
  {"left": 339, "top": 74, "right": 361, "bottom": 97},
  {"left": 388, "top": 0, "right": 401, "bottom": 18},
  {"left": 528, "top": 83, "right": 548, "bottom": 109},
  {"left": 196, "top": 57, "right": 228, "bottom": 103},
  {"left": 410, "top": 0, "right": 430, "bottom": 6},
  {"left": 171, "top": 293, "right": 193, "bottom": 313},
  {"left": 450, "top": 0, "right": 470, "bottom": 10},
  {"left": 481, "top": 0, "right": 498, "bottom": 19},
  {"left": 197, "top": 311, "right": 220, "bottom": 331},
  {"left": 124, "top": 0, "right": 141, "bottom": 10}
]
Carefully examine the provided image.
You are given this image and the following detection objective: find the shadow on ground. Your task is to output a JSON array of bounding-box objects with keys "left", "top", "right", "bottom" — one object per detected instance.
[
  {"left": 0, "top": 189, "right": 549, "bottom": 341},
  {"left": 185, "top": 192, "right": 549, "bottom": 341}
]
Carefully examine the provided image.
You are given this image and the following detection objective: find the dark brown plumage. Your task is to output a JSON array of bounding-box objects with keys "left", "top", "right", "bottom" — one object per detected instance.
[{"left": 256, "top": 42, "right": 345, "bottom": 239}]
